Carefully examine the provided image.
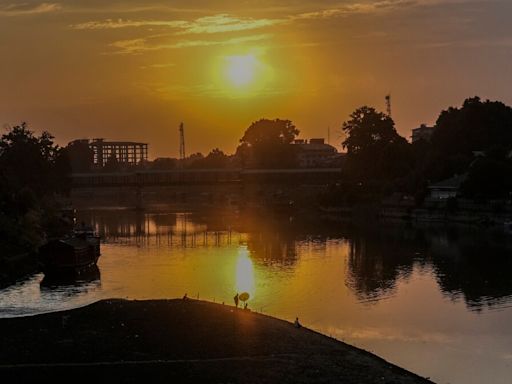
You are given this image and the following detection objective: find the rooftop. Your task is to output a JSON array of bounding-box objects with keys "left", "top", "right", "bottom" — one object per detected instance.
[{"left": 428, "top": 174, "right": 467, "bottom": 189}]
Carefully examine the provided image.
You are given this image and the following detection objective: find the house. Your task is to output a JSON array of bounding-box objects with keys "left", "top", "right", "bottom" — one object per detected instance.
[{"left": 428, "top": 174, "right": 467, "bottom": 199}]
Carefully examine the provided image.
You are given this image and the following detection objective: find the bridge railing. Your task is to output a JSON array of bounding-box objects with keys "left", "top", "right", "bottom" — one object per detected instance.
[{"left": 71, "top": 168, "right": 343, "bottom": 188}]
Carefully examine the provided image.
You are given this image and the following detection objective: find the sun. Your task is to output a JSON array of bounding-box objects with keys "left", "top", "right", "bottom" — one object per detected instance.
[
  {"left": 211, "top": 50, "right": 275, "bottom": 97},
  {"left": 225, "top": 54, "right": 258, "bottom": 87}
]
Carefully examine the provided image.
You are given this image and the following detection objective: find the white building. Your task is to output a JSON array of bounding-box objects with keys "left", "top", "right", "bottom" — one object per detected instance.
[{"left": 293, "top": 138, "right": 339, "bottom": 168}]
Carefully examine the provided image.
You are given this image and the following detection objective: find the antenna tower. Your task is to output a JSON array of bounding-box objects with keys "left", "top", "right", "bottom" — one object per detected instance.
[
  {"left": 179, "top": 122, "right": 186, "bottom": 160},
  {"left": 385, "top": 94, "right": 392, "bottom": 118}
]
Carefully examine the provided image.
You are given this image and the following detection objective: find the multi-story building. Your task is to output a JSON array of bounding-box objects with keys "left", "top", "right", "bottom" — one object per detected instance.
[
  {"left": 411, "top": 124, "right": 435, "bottom": 143},
  {"left": 69, "top": 138, "right": 148, "bottom": 168}
]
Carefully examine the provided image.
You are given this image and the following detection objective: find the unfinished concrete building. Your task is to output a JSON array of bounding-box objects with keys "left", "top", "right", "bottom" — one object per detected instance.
[{"left": 77, "top": 139, "right": 148, "bottom": 167}]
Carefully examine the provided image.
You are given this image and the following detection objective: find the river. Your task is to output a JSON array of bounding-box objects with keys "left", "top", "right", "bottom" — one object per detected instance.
[{"left": 1, "top": 208, "right": 512, "bottom": 384}]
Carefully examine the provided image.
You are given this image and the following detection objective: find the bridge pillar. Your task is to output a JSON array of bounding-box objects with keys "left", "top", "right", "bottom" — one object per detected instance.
[{"left": 135, "top": 185, "right": 144, "bottom": 211}]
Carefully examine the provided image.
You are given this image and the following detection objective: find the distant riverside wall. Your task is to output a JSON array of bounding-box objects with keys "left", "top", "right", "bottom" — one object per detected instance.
[{"left": 323, "top": 199, "right": 512, "bottom": 226}]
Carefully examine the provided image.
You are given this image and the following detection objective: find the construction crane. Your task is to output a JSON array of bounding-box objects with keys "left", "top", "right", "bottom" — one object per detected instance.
[
  {"left": 385, "top": 94, "right": 392, "bottom": 118},
  {"left": 179, "top": 122, "right": 186, "bottom": 161}
]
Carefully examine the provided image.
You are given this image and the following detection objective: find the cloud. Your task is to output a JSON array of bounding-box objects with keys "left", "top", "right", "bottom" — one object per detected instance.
[
  {"left": 292, "top": 0, "right": 473, "bottom": 20},
  {"left": 175, "top": 14, "right": 284, "bottom": 35},
  {"left": 71, "top": 1, "right": 475, "bottom": 31},
  {"left": 424, "top": 36, "right": 512, "bottom": 49},
  {"left": 140, "top": 63, "right": 176, "bottom": 69},
  {"left": 0, "top": 2, "right": 61, "bottom": 16},
  {"left": 71, "top": 19, "right": 186, "bottom": 30},
  {"left": 71, "top": 14, "right": 284, "bottom": 34},
  {"left": 72, "top": 0, "right": 480, "bottom": 55},
  {"left": 109, "top": 38, "right": 147, "bottom": 54},
  {"left": 110, "top": 33, "right": 272, "bottom": 55}
]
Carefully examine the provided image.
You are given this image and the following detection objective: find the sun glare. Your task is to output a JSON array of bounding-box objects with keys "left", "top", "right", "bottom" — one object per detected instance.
[
  {"left": 226, "top": 54, "right": 258, "bottom": 87},
  {"left": 211, "top": 50, "right": 275, "bottom": 97},
  {"left": 235, "top": 247, "right": 255, "bottom": 298}
]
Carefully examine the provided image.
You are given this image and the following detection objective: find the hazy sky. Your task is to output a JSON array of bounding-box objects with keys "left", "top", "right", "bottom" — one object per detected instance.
[{"left": 1, "top": 0, "right": 511, "bottom": 158}]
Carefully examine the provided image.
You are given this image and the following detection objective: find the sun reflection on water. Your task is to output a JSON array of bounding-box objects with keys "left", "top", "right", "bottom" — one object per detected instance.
[{"left": 235, "top": 247, "right": 255, "bottom": 300}]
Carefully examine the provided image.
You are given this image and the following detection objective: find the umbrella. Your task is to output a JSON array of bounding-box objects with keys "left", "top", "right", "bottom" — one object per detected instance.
[{"left": 239, "top": 292, "right": 250, "bottom": 302}]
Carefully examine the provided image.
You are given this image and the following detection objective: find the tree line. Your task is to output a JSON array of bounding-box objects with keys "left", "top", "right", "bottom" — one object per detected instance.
[{"left": 337, "top": 96, "right": 512, "bottom": 204}]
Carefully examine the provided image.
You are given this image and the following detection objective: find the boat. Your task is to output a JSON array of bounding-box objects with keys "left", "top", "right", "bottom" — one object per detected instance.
[
  {"left": 40, "top": 264, "right": 101, "bottom": 288},
  {"left": 39, "top": 227, "right": 100, "bottom": 275}
]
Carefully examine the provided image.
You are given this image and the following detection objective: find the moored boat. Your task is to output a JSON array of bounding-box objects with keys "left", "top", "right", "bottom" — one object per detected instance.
[
  {"left": 40, "top": 264, "right": 101, "bottom": 288},
  {"left": 39, "top": 229, "right": 101, "bottom": 275}
]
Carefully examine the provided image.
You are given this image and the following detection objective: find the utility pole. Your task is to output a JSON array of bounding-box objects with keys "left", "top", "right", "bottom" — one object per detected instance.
[
  {"left": 385, "top": 94, "right": 392, "bottom": 118},
  {"left": 179, "top": 122, "right": 186, "bottom": 161}
]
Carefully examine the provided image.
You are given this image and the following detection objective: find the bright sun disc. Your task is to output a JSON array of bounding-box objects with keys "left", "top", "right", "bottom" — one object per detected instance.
[
  {"left": 213, "top": 50, "right": 274, "bottom": 97},
  {"left": 225, "top": 54, "right": 257, "bottom": 87}
]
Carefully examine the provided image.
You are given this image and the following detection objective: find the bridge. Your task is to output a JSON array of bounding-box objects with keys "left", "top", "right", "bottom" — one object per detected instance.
[
  {"left": 70, "top": 168, "right": 343, "bottom": 209},
  {"left": 71, "top": 168, "right": 342, "bottom": 188}
]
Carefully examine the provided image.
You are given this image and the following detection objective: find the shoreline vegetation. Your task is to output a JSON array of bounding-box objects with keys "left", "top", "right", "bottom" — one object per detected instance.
[
  {"left": 0, "top": 124, "right": 71, "bottom": 287},
  {"left": 0, "top": 298, "right": 434, "bottom": 383},
  {"left": 0, "top": 252, "right": 38, "bottom": 289}
]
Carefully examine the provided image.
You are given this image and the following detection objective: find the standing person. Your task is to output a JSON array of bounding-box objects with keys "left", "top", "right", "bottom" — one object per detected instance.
[{"left": 234, "top": 293, "right": 239, "bottom": 308}]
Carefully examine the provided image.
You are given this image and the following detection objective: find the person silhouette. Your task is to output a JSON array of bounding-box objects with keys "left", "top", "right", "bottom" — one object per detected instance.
[
  {"left": 294, "top": 317, "right": 301, "bottom": 328},
  {"left": 234, "top": 293, "right": 239, "bottom": 308}
]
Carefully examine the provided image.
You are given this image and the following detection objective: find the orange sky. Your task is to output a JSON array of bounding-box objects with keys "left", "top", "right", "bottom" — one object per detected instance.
[{"left": 1, "top": 0, "right": 511, "bottom": 158}]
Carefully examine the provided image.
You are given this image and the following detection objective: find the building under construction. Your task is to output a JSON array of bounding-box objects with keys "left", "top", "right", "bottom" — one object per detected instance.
[{"left": 86, "top": 139, "right": 148, "bottom": 167}]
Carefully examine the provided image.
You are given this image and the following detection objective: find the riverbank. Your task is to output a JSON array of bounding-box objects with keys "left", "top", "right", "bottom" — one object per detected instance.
[
  {"left": 0, "top": 298, "right": 433, "bottom": 383},
  {"left": 321, "top": 202, "right": 512, "bottom": 227}
]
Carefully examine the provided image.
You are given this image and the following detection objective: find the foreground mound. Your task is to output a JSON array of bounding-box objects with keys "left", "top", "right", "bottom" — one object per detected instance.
[{"left": 0, "top": 299, "right": 433, "bottom": 383}]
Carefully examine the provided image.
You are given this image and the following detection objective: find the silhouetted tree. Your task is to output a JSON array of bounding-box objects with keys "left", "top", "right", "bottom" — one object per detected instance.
[
  {"left": 193, "top": 148, "right": 230, "bottom": 169},
  {"left": 461, "top": 157, "right": 512, "bottom": 199},
  {"left": 238, "top": 119, "right": 299, "bottom": 168},
  {"left": 0, "top": 123, "right": 71, "bottom": 260},
  {"left": 0, "top": 122, "right": 68, "bottom": 194},
  {"left": 432, "top": 97, "right": 512, "bottom": 157},
  {"left": 426, "top": 97, "right": 512, "bottom": 182},
  {"left": 183, "top": 152, "right": 204, "bottom": 169},
  {"left": 151, "top": 157, "right": 177, "bottom": 170},
  {"left": 63, "top": 140, "right": 94, "bottom": 172},
  {"left": 341, "top": 107, "right": 411, "bottom": 182}
]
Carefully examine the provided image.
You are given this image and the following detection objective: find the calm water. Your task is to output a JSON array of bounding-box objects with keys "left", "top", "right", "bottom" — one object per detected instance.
[{"left": 2, "top": 209, "right": 512, "bottom": 384}]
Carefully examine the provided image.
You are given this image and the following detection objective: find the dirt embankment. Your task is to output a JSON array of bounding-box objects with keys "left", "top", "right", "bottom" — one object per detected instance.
[{"left": 0, "top": 299, "right": 434, "bottom": 384}]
